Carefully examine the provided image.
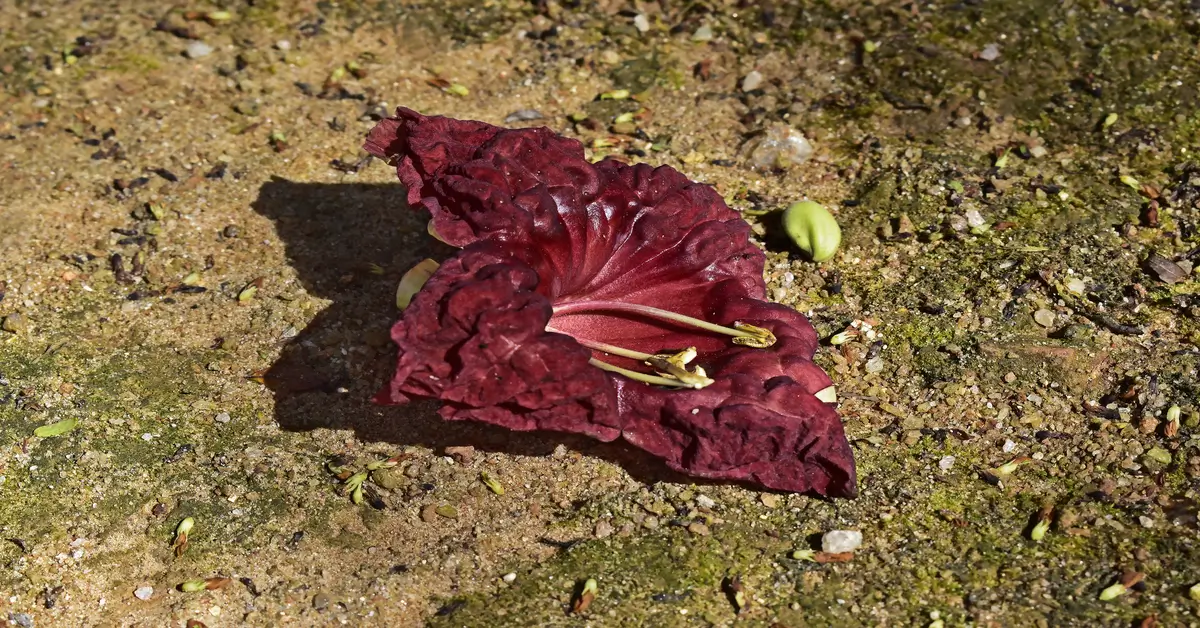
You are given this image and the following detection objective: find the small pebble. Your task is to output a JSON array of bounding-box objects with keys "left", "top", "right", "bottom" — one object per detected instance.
[
  {"left": 312, "top": 591, "right": 330, "bottom": 610},
  {"left": 1033, "top": 309, "right": 1055, "bottom": 328},
  {"left": 821, "top": 530, "right": 862, "bottom": 554},
  {"left": 2, "top": 313, "right": 28, "bottom": 334},
  {"left": 938, "top": 455, "right": 955, "bottom": 471},
  {"left": 133, "top": 586, "right": 153, "bottom": 601},
  {"left": 1002, "top": 439, "right": 1016, "bottom": 453},
  {"left": 214, "top": 412, "right": 231, "bottom": 424},
  {"left": 979, "top": 43, "right": 1000, "bottom": 61},
  {"left": 502, "top": 572, "right": 517, "bottom": 584},
  {"left": 759, "top": 493, "right": 779, "bottom": 509},
  {"left": 9, "top": 613, "right": 32, "bottom": 628},
  {"left": 687, "top": 522, "right": 710, "bottom": 536},
  {"left": 633, "top": 14, "right": 650, "bottom": 33},
  {"left": 275, "top": 40, "right": 291, "bottom": 51},
  {"left": 594, "top": 520, "right": 614, "bottom": 539},
  {"left": 420, "top": 504, "right": 439, "bottom": 523},
  {"left": 741, "top": 70, "right": 764, "bottom": 92},
  {"left": 185, "top": 41, "right": 214, "bottom": 59},
  {"left": 695, "top": 494, "right": 716, "bottom": 509},
  {"left": 691, "top": 25, "right": 713, "bottom": 42}
]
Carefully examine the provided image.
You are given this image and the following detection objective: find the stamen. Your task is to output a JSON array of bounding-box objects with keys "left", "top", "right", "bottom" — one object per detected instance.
[
  {"left": 551, "top": 300, "right": 776, "bottom": 347},
  {"left": 547, "top": 326, "right": 714, "bottom": 389},
  {"left": 588, "top": 358, "right": 707, "bottom": 389}
]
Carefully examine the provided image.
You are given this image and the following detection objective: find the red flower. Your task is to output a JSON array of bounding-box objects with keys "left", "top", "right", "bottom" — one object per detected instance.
[{"left": 364, "top": 108, "right": 856, "bottom": 497}]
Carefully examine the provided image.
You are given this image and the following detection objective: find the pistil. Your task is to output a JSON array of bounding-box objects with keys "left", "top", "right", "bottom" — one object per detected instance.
[{"left": 551, "top": 300, "right": 776, "bottom": 348}]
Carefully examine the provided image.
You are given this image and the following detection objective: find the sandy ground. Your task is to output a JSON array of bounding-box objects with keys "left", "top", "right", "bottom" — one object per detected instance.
[{"left": 2, "top": 1, "right": 1200, "bottom": 626}]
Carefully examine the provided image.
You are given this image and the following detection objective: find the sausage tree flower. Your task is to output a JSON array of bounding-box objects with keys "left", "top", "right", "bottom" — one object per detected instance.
[{"left": 364, "top": 108, "right": 856, "bottom": 497}]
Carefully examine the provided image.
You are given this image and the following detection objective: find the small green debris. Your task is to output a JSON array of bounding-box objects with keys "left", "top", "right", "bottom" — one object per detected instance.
[
  {"left": 268, "top": 131, "right": 288, "bottom": 152},
  {"left": 613, "top": 112, "right": 635, "bottom": 124},
  {"left": 344, "top": 471, "right": 368, "bottom": 505},
  {"left": 173, "top": 517, "right": 194, "bottom": 557},
  {"left": 480, "top": 471, "right": 504, "bottom": 495},
  {"left": 205, "top": 11, "right": 233, "bottom": 24},
  {"left": 34, "top": 417, "right": 77, "bottom": 438},
  {"left": 591, "top": 137, "right": 615, "bottom": 149},
  {"left": 435, "top": 504, "right": 459, "bottom": 519},
  {"left": 1103, "top": 112, "right": 1119, "bottom": 129},
  {"left": 1189, "top": 582, "right": 1200, "bottom": 601},
  {"left": 782, "top": 201, "right": 841, "bottom": 262},
  {"left": 237, "top": 283, "right": 258, "bottom": 303},
  {"left": 994, "top": 149, "right": 1010, "bottom": 169},
  {"left": 1144, "top": 446, "right": 1172, "bottom": 465},
  {"left": 790, "top": 549, "right": 816, "bottom": 562},
  {"left": 147, "top": 203, "right": 166, "bottom": 220},
  {"left": 366, "top": 456, "right": 400, "bottom": 471},
  {"left": 1030, "top": 505, "right": 1053, "bottom": 542},
  {"left": 993, "top": 456, "right": 1031, "bottom": 477},
  {"left": 1, "top": 313, "right": 28, "bottom": 334},
  {"left": 181, "top": 272, "right": 202, "bottom": 286},
  {"left": 179, "top": 580, "right": 208, "bottom": 593},
  {"left": 571, "top": 578, "right": 598, "bottom": 614},
  {"left": 445, "top": 83, "right": 469, "bottom": 97},
  {"left": 1099, "top": 572, "right": 1144, "bottom": 601},
  {"left": 1165, "top": 405, "right": 1181, "bottom": 438},
  {"left": 1119, "top": 174, "right": 1140, "bottom": 191},
  {"left": 599, "top": 89, "right": 630, "bottom": 100},
  {"left": 862, "top": 40, "right": 880, "bottom": 53},
  {"left": 724, "top": 575, "right": 747, "bottom": 613},
  {"left": 947, "top": 180, "right": 964, "bottom": 194},
  {"left": 397, "top": 259, "right": 440, "bottom": 310}
]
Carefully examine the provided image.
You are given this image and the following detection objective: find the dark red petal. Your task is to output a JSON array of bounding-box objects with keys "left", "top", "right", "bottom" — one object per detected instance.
[
  {"left": 619, "top": 376, "right": 856, "bottom": 497},
  {"left": 377, "top": 244, "right": 621, "bottom": 441}
]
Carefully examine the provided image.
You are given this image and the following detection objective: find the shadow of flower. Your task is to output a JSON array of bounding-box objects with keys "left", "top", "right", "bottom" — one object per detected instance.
[{"left": 250, "top": 176, "right": 701, "bottom": 485}]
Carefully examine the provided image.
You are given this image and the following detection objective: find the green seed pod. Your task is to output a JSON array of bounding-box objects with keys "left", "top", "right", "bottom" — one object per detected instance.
[{"left": 782, "top": 201, "right": 841, "bottom": 262}]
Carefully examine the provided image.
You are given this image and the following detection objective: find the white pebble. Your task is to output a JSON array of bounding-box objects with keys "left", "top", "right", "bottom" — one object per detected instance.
[
  {"left": 185, "top": 41, "right": 214, "bottom": 59},
  {"left": 275, "top": 40, "right": 291, "bottom": 51},
  {"left": 133, "top": 586, "right": 153, "bottom": 601},
  {"left": 938, "top": 455, "right": 955, "bottom": 471},
  {"left": 741, "top": 70, "right": 764, "bottom": 92},
  {"left": 695, "top": 494, "right": 716, "bottom": 509},
  {"left": 1002, "top": 439, "right": 1016, "bottom": 453},
  {"left": 633, "top": 14, "right": 649, "bottom": 33},
  {"left": 821, "top": 530, "right": 862, "bottom": 554},
  {"left": 502, "top": 572, "right": 517, "bottom": 584},
  {"left": 980, "top": 43, "right": 1000, "bottom": 61},
  {"left": 214, "top": 412, "right": 231, "bottom": 424}
]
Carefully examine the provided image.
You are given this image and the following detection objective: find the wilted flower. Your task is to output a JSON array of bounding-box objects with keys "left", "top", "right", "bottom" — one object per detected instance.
[{"left": 363, "top": 108, "right": 855, "bottom": 496}]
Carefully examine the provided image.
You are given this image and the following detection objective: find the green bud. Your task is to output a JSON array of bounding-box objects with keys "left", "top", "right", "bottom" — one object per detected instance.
[
  {"left": 446, "top": 83, "right": 469, "bottom": 97},
  {"left": 782, "top": 201, "right": 841, "bottom": 262},
  {"left": 1190, "top": 581, "right": 1200, "bottom": 601},
  {"left": 1119, "top": 174, "right": 1140, "bottom": 191},
  {"left": 599, "top": 89, "right": 630, "bottom": 100},
  {"left": 176, "top": 517, "right": 195, "bottom": 536},
  {"left": 1103, "top": 112, "right": 1119, "bottom": 129}
]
